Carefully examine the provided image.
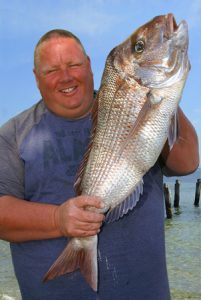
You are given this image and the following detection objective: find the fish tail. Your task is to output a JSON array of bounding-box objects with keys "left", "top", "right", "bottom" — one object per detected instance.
[{"left": 43, "top": 237, "right": 98, "bottom": 291}]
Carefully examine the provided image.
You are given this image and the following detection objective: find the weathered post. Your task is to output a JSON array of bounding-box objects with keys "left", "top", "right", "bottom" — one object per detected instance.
[
  {"left": 164, "top": 183, "right": 172, "bottom": 219},
  {"left": 194, "top": 179, "right": 201, "bottom": 207},
  {"left": 174, "top": 179, "right": 180, "bottom": 208}
]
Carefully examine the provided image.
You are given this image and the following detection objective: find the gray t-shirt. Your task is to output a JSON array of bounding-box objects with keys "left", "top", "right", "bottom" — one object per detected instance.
[{"left": 0, "top": 100, "right": 171, "bottom": 300}]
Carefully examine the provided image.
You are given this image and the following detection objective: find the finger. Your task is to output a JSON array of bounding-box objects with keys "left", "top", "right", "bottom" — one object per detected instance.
[
  {"left": 75, "top": 209, "right": 105, "bottom": 223},
  {"left": 75, "top": 196, "right": 104, "bottom": 210},
  {"left": 76, "top": 220, "right": 103, "bottom": 231},
  {"left": 74, "top": 228, "right": 101, "bottom": 238},
  {"left": 67, "top": 220, "right": 102, "bottom": 237}
]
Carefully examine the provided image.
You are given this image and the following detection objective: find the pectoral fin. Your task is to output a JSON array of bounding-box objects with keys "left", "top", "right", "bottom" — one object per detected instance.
[
  {"left": 168, "top": 110, "right": 179, "bottom": 150},
  {"left": 105, "top": 179, "right": 143, "bottom": 223},
  {"left": 118, "top": 98, "right": 152, "bottom": 156}
]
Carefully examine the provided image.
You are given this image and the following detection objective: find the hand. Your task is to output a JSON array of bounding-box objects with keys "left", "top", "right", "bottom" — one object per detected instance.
[{"left": 54, "top": 196, "right": 105, "bottom": 238}]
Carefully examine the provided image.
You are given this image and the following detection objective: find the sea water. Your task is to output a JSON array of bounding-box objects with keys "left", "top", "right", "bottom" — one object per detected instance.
[
  {"left": 165, "top": 168, "right": 201, "bottom": 300},
  {"left": 0, "top": 241, "right": 20, "bottom": 300},
  {"left": 0, "top": 169, "right": 200, "bottom": 300}
]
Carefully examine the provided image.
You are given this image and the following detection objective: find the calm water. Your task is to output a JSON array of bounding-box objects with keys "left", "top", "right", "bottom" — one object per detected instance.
[
  {"left": 0, "top": 170, "right": 200, "bottom": 300},
  {"left": 165, "top": 180, "right": 201, "bottom": 300}
]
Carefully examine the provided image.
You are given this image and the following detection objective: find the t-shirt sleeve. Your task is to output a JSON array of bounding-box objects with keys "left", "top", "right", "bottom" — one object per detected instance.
[{"left": 0, "top": 120, "right": 24, "bottom": 199}]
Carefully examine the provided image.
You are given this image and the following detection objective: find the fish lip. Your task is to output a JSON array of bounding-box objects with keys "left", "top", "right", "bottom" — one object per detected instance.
[
  {"left": 165, "top": 14, "right": 188, "bottom": 49},
  {"left": 166, "top": 13, "right": 178, "bottom": 34},
  {"left": 166, "top": 13, "right": 188, "bottom": 37}
]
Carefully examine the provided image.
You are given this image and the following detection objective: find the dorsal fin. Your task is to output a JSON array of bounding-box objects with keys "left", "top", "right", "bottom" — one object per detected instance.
[
  {"left": 105, "top": 179, "right": 143, "bottom": 223},
  {"left": 74, "top": 92, "right": 99, "bottom": 195}
]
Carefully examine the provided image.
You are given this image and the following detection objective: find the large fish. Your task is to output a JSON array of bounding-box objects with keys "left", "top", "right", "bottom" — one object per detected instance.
[{"left": 44, "top": 14, "right": 190, "bottom": 291}]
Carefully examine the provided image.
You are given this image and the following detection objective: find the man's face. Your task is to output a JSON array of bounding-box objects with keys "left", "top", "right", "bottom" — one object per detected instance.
[{"left": 34, "top": 37, "right": 94, "bottom": 119}]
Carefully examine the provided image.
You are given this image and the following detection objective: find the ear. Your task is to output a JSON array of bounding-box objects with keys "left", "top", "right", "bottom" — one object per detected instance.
[
  {"left": 87, "top": 55, "right": 91, "bottom": 63},
  {"left": 86, "top": 56, "right": 93, "bottom": 76},
  {"left": 33, "top": 68, "right": 40, "bottom": 88}
]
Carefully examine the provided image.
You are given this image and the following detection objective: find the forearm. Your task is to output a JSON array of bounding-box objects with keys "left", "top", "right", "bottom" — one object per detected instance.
[
  {"left": 161, "top": 107, "right": 199, "bottom": 176},
  {"left": 0, "top": 195, "right": 61, "bottom": 242}
]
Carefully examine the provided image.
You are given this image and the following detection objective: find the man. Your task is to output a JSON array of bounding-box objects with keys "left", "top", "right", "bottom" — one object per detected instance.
[{"left": 0, "top": 29, "right": 199, "bottom": 300}]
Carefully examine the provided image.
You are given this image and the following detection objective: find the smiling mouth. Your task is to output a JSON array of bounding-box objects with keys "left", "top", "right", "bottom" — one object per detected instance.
[{"left": 60, "top": 86, "right": 77, "bottom": 94}]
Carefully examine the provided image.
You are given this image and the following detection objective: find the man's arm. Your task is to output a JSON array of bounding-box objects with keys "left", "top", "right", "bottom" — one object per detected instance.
[
  {"left": 161, "top": 107, "right": 199, "bottom": 176},
  {"left": 0, "top": 195, "right": 60, "bottom": 242},
  {"left": 0, "top": 195, "right": 104, "bottom": 242}
]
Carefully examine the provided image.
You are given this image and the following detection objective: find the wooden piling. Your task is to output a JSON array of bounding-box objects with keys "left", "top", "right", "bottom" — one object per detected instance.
[
  {"left": 174, "top": 179, "right": 180, "bottom": 208},
  {"left": 163, "top": 183, "right": 172, "bottom": 219},
  {"left": 194, "top": 179, "right": 201, "bottom": 207}
]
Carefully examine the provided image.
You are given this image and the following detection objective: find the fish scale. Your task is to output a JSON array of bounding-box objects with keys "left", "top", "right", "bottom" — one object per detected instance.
[
  {"left": 84, "top": 84, "right": 148, "bottom": 194},
  {"left": 82, "top": 83, "right": 149, "bottom": 202},
  {"left": 44, "top": 14, "right": 190, "bottom": 292}
]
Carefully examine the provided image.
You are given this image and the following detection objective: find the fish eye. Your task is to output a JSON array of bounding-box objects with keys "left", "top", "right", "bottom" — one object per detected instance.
[{"left": 134, "top": 40, "right": 145, "bottom": 53}]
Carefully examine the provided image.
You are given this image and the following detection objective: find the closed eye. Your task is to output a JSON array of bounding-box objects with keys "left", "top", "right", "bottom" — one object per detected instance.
[
  {"left": 41, "top": 68, "right": 59, "bottom": 76},
  {"left": 69, "top": 62, "right": 82, "bottom": 68},
  {"left": 47, "top": 68, "right": 59, "bottom": 73}
]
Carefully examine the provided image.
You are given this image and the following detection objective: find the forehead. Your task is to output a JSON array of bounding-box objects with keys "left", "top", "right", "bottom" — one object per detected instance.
[{"left": 38, "top": 37, "right": 85, "bottom": 62}]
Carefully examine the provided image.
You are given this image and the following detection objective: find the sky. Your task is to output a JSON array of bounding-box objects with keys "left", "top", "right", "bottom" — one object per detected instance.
[{"left": 0, "top": 0, "right": 200, "bottom": 157}]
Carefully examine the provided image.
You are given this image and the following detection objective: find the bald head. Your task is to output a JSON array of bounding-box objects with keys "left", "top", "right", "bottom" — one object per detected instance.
[{"left": 34, "top": 29, "right": 87, "bottom": 72}]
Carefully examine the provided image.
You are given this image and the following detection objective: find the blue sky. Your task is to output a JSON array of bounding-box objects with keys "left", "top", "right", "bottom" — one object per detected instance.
[{"left": 0, "top": 0, "right": 200, "bottom": 157}]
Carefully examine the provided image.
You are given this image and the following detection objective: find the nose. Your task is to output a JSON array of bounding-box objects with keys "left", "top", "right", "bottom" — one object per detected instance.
[{"left": 59, "top": 68, "right": 73, "bottom": 82}]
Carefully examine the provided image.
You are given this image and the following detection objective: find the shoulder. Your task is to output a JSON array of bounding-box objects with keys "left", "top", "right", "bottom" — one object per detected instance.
[{"left": 0, "top": 100, "right": 47, "bottom": 147}]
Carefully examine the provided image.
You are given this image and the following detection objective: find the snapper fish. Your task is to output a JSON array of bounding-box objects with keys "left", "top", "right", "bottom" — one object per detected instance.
[{"left": 44, "top": 14, "right": 190, "bottom": 291}]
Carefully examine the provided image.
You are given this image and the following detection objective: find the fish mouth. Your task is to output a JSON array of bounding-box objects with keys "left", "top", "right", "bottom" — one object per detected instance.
[
  {"left": 155, "top": 13, "right": 187, "bottom": 43},
  {"left": 136, "top": 13, "right": 189, "bottom": 88},
  {"left": 165, "top": 13, "right": 188, "bottom": 45},
  {"left": 167, "top": 13, "right": 178, "bottom": 34},
  {"left": 171, "top": 15, "right": 189, "bottom": 54},
  {"left": 162, "top": 14, "right": 182, "bottom": 41}
]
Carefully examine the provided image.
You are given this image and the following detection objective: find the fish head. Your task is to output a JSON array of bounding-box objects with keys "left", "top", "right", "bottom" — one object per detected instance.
[{"left": 111, "top": 13, "right": 190, "bottom": 89}]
